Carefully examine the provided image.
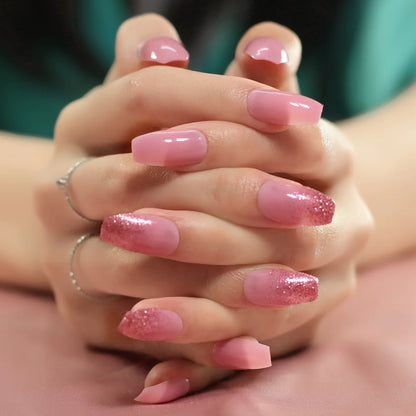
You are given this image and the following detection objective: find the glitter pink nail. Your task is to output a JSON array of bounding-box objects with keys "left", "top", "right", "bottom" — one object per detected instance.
[
  {"left": 118, "top": 308, "right": 183, "bottom": 341},
  {"left": 100, "top": 213, "right": 179, "bottom": 256},
  {"left": 244, "top": 269, "right": 319, "bottom": 306},
  {"left": 257, "top": 180, "right": 335, "bottom": 226}
]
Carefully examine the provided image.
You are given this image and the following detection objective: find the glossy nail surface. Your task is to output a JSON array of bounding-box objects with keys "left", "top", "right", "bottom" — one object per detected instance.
[
  {"left": 138, "top": 37, "right": 189, "bottom": 64},
  {"left": 100, "top": 213, "right": 179, "bottom": 256},
  {"left": 132, "top": 130, "right": 207, "bottom": 166},
  {"left": 213, "top": 338, "right": 271, "bottom": 369},
  {"left": 135, "top": 379, "right": 190, "bottom": 404},
  {"left": 257, "top": 180, "right": 335, "bottom": 226},
  {"left": 248, "top": 89, "right": 323, "bottom": 125},
  {"left": 244, "top": 36, "right": 288, "bottom": 64},
  {"left": 244, "top": 269, "right": 319, "bottom": 306},
  {"left": 118, "top": 308, "right": 183, "bottom": 341}
]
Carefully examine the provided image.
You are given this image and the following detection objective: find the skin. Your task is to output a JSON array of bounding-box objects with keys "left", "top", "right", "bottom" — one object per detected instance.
[{"left": 0, "top": 14, "right": 413, "bottom": 401}]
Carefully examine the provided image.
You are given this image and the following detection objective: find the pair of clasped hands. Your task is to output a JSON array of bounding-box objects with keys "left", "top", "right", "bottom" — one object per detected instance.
[{"left": 35, "top": 14, "right": 371, "bottom": 403}]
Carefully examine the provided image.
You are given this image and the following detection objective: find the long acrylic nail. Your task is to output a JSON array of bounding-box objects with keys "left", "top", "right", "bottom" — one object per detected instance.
[
  {"left": 257, "top": 180, "right": 335, "bottom": 226},
  {"left": 135, "top": 379, "right": 190, "bottom": 404},
  {"left": 132, "top": 130, "right": 207, "bottom": 166},
  {"left": 138, "top": 37, "right": 189, "bottom": 64},
  {"left": 248, "top": 89, "right": 323, "bottom": 125},
  {"left": 213, "top": 338, "right": 271, "bottom": 369},
  {"left": 118, "top": 308, "right": 183, "bottom": 341},
  {"left": 244, "top": 269, "right": 319, "bottom": 306},
  {"left": 100, "top": 213, "right": 179, "bottom": 256},
  {"left": 244, "top": 36, "right": 288, "bottom": 64}
]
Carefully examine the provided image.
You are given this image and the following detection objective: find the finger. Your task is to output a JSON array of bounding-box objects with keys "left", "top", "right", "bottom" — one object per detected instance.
[
  {"left": 97, "top": 207, "right": 337, "bottom": 266},
  {"left": 130, "top": 119, "right": 352, "bottom": 182},
  {"left": 225, "top": 21, "right": 301, "bottom": 93},
  {"left": 105, "top": 14, "right": 189, "bottom": 83},
  {"left": 55, "top": 67, "right": 323, "bottom": 153},
  {"left": 68, "top": 156, "right": 335, "bottom": 228},
  {"left": 78, "top": 189, "right": 367, "bottom": 300},
  {"left": 135, "top": 359, "right": 233, "bottom": 404},
  {"left": 78, "top": 233, "right": 320, "bottom": 306},
  {"left": 115, "top": 262, "right": 355, "bottom": 345}
]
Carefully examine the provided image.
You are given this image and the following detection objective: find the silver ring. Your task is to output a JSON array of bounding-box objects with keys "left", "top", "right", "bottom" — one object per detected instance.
[
  {"left": 56, "top": 158, "right": 100, "bottom": 223},
  {"left": 69, "top": 233, "right": 115, "bottom": 300}
]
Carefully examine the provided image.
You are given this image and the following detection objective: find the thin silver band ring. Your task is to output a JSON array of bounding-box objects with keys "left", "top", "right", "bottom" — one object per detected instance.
[
  {"left": 69, "top": 233, "right": 115, "bottom": 300},
  {"left": 56, "top": 158, "right": 101, "bottom": 224}
]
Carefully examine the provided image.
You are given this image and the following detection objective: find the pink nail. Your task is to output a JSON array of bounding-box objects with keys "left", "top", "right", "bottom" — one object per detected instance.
[
  {"left": 100, "top": 213, "right": 179, "bottom": 256},
  {"left": 244, "top": 269, "right": 319, "bottom": 306},
  {"left": 257, "top": 180, "right": 335, "bottom": 226},
  {"left": 138, "top": 37, "right": 189, "bottom": 64},
  {"left": 135, "top": 379, "right": 190, "bottom": 404},
  {"left": 244, "top": 36, "right": 289, "bottom": 64},
  {"left": 248, "top": 89, "right": 323, "bottom": 125},
  {"left": 132, "top": 130, "right": 207, "bottom": 166},
  {"left": 213, "top": 338, "right": 271, "bottom": 369},
  {"left": 118, "top": 308, "right": 183, "bottom": 341}
]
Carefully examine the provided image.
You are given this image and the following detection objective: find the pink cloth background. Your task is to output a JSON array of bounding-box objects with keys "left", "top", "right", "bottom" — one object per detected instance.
[{"left": 1, "top": 253, "right": 415, "bottom": 415}]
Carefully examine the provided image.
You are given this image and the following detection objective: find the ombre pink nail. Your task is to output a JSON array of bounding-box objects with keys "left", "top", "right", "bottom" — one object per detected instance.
[
  {"left": 213, "top": 338, "right": 271, "bottom": 369},
  {"left": 132, "top": 130, "right": 207, "bottom": 166},
  {"left": 248, "top": 89, "right": 323, "bottom": 125},
  {"left": 135, "top": 379, "right": 190, "bottom": 404},
  {"left": 100, "top": 213, "right": 179, "bottom": 256},
  {"left": 118, "top": 308, "right": 183, "bottom": 341},
  {"left": 244, "top": 269, "right": 319, "bottom": 306},
  {"left": 257, "top": 180, "right": 335, "bottom": 226},
  {"left": 138, "top": 37, "right": 189, "bottom": 64},
  {"left": 244, "top": 36, "right": 289, "bottom": 64}
]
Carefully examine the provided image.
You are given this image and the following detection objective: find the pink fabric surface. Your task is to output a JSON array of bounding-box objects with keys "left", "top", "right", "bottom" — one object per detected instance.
[{"left": 1, "top": 253, "right": 415, "bottom": 415}]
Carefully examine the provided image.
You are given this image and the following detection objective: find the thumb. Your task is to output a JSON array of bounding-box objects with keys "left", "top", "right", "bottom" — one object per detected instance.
[
  {"left": 105, "top": 13, "right": 189, "bottom": 83},
  {"left": 225, "top": 21, "right": 302, "bottom": 93}
]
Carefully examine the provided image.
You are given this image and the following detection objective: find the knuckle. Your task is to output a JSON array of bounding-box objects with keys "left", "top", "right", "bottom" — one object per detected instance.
[
  {"left": 351, "top": 201, "right": 375, "bottom": 254},
  {"left": 100, "top": 156, "right": 176, "bottom": 210},
  {"left": 318, "top": 119, "right": 354, "bottom": 176},
  {"left": 286, "top": 228, "right": 321, "bottom": 270},
  {"left": 300, "top": 125, "right": 327, "bottom": 171},
  {"left": 53, "top": 99, "right": 82, "bottom": 143},
  {"left": 33, "top": 172, "right": 55, "bottom": 228},
  {"left": 123, "top": 68, "right": 156, "bottom": 119},
  {"left": 211, "top": 167, "right": 262, "bottom": 206}
]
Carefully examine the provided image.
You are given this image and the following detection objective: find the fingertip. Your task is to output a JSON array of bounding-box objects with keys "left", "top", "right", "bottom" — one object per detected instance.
[
  {"left": 135, "top": 378, "right": 190, "bottom": 404},
  {"left": 212, "top": 337, "right": 272, "bottom": 369},
  {"left": 229, "top": 21, "right": 302, "bottom": 90},
  {"left": 137, "top": 359, "right": 234, "bottom": 403},
  {"left": 138, "top": 37, "right": 189, "bottom": 67},
  {"left": 108, "top": 14, "right": 188, "bottom": 82},
  {"left": 244, "top": 36, "right": 289, "bottom": 65}
]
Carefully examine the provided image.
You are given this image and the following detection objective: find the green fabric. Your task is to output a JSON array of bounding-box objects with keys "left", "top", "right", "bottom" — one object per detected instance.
[
  {"left": 0, "top": 0, "right": 128, "bottom": 138},
  {"left": 299, "top": 0, "right": 416, "bottom": 119},
  {"left": 1, "top": 0, "right": 416, "bottom": 137}
]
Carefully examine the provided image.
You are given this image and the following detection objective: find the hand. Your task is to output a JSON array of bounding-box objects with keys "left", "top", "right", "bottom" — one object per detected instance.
[
  {"left": 115, "top": 20, "right": 371, "bottom": 403},
  {"left": 34, "top": 15, "right": 372, "bottom": 403}
]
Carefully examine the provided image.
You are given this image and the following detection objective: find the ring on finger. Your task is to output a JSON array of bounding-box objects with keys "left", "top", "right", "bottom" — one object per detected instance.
[
  {"left": 56, "top": 158, "right": 101, "bottom": 223},
  {"left": 69, "top": 233, "right": 116, "bottom": 300}
]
